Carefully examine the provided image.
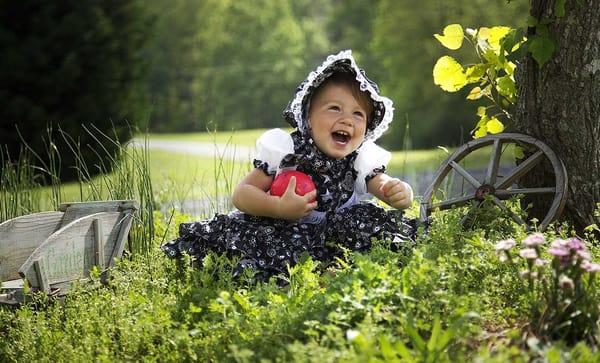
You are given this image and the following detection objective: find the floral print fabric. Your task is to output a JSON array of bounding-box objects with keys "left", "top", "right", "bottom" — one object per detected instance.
[{"left": 161, "top": 130, "right": 417, "bottom": 280}]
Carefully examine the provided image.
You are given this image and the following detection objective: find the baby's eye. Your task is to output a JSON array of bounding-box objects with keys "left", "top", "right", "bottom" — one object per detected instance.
[
  {"left": 353, "top": 111, "right": 366, "bottom": 119},
  {"left": 328, "top": 105, "right": 340, "bottom": 112}
]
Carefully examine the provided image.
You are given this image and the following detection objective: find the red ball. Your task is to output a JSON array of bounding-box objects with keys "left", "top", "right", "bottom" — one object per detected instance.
[{"left": 270, "top": 170, "right": 316, "bottom": 202}]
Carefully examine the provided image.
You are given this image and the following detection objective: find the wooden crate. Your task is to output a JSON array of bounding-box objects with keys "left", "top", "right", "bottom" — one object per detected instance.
[{"left": 0, "top": 200, "right": 138, "bottom": 305}]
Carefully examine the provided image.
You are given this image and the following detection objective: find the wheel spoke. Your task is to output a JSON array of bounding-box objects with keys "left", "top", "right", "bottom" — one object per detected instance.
[
  {"left": 450, "top": 161, "right": 481, "bottom": 188},
  {"left": 485, "top": 139, "right": 502, "bottom": 185},
  {"left": 490, "top": 196, "right": 526, "bottom": 225},
  {"left": 432, "top": 195, "right": 474, "bottom": 210},
  {"left": 495, "top": 187, "right": 556, "bottom": 198},
  {"left": 494, "top": 150, "right": 545, "bottom": 190}
]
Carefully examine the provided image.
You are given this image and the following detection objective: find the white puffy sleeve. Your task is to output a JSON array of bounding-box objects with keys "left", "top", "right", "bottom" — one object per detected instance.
[
  {"left": 253, "top": 128, "right": 295, "bottom": 175},
  {"left": 354, "top": 141, "right": 391, "bottom": 197}
]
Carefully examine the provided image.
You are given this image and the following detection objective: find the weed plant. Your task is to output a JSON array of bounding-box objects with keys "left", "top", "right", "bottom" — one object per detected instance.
[
  {"left": 0, "top": 147, "right": 43, "bottom": 221},
  {"left": 2, "top": 204, "right": 600, "bottom": 361},
  {"left": 0, "top": 125, "right": 156, "bottom": 254}
]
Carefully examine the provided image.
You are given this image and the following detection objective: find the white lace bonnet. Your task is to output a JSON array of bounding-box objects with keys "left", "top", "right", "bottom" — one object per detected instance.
[{"left": 282, "top": 50, "right": 394, "bottom": 142}]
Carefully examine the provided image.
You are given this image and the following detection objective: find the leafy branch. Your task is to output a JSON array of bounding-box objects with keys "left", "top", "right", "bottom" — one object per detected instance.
[{"left": 432, "top": 3, "right": 563, "bottom": 139}]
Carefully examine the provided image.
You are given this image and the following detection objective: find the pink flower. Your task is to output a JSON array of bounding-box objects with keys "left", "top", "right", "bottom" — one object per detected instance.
[
  {"left": 495, "top": 239, "right": 516, "bottom": 251},
  {"left": 576, "top": 250, "right": 591, "bottom": 261},
  {"left": 549, "top": 239, "right": 570, "bottom": 257},
  {"left": 519, "top": 248, "right": 538, "bottom": 259},
  {"left": 548, "top": 247, "right": 570, "bottom": 257},
  {"left": 534, "top": 258, "right": 549, "bottom": 267},
  {"left": 581, "top": 261, "right": 600, "bottom": 273},
  {"left": 567, "top": 238, "right": 586, "bottom": 251},
  {"left": 551, "top": 239, "right": 569, "bottom": 249},
  {"left": 523, "top": 233, "right": 545, "bottom": 247}
]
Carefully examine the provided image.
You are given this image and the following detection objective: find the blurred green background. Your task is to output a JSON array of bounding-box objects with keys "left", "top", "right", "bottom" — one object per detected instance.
[{"left": 0, "top": 0, "right": 528, "bottom": 170}]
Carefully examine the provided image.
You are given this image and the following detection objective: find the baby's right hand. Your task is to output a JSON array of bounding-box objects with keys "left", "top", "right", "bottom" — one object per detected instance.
[{"left": 275, "top": 176, "right": 318, "bottom": 221}]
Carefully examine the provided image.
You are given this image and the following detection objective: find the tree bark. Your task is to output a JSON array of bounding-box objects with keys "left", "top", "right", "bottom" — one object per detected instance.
[{"left": 515, "top": 0, "right": 599, "bottom": 232}]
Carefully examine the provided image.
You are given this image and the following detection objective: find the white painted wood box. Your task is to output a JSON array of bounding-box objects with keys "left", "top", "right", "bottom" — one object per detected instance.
[{"left": 0, "top": 200, "right": 138, "bottom": 305}]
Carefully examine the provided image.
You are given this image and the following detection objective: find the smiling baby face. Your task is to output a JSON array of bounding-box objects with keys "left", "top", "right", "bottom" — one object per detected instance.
[{"left": 308, "top": 75, "right": 373, "bottom": 159}]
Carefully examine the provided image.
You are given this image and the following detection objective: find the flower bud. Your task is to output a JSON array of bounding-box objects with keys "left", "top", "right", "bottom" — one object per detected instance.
[
  {"left": 523, "top": 233, "right": 545, "bottom": 247},
  {"left": 559, "top": 275, "right": 574, "bottom": 290},
  {"left": 495, "top": 238, "right": 516, "bottom": 251},
  {"left": 519, "top": 248, "right": 538, "bottom": 259}
]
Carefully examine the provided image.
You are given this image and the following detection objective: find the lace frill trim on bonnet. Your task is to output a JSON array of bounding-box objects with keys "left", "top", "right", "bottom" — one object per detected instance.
[{"left": 282, "top": 50, "right": 394, "bottom": 142}]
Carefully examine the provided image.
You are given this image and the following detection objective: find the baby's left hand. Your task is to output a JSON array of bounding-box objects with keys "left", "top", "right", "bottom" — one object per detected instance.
[{"left": 379, "top": 177, "right": 413, "bottom": 210}]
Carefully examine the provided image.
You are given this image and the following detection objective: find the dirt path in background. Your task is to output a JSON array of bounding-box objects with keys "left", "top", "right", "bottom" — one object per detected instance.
[
  {"left": 133, "top": 138, "right": 497, "bottom": 197},
  {"left": 132, "top": 137, "right": 440, "bottom": 195},
  {"left": 130, "top": 138, "right": 254, "bottom": 162}
]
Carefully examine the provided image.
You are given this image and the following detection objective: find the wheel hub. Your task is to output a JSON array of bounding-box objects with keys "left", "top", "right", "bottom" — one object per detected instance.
[{"left": 475, "top": 184, "right": 495, "bottom": 200}]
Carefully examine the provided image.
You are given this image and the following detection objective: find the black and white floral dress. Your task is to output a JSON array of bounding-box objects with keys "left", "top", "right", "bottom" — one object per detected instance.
[{"left": 161, "top": 50, "right": 417, "bottom": 279}]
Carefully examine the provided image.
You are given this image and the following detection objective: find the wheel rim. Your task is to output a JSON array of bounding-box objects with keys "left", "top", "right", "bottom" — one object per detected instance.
[{"left": 420, "top": 133, "right": 568, "bottom": 231}]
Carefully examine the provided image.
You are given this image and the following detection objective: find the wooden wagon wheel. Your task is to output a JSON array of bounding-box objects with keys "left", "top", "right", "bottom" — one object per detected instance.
[{"left": 420, "top": 133, "right": 568, "bottom": 231}]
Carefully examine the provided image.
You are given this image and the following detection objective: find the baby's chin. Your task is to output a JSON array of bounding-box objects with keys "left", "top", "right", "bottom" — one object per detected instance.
[{"left": 323, "top": 141, "right": 361, "bottom": 160}]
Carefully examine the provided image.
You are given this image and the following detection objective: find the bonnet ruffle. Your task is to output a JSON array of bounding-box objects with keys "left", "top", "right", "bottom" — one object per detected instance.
[{"left": 282, "top": 50, "right": 394, "bottom": 142}]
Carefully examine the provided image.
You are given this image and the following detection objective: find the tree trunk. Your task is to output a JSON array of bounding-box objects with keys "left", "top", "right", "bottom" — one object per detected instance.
[{"left": 515, "top": 0, "right": 600, "bottom": 232}]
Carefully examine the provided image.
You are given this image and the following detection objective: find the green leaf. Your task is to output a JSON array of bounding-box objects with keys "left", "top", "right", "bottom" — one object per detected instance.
[
  {"left": 486, "top": 118, "right": 504, "bottom": 134},
  {"left": 233, "top": 292, "right": 250, "bottom": 311},
  {"left": 189, "top": 303, "right": 203, "bottom": 314},
  {"left": 434, "top": 24, "right": 464, "bottom": 50},
  {"left": 433, "top": 56, "right": 467, "bottom": 92},
  {"left": 379, "top": 335, "right": 397, "bottom": 361},
  {"left": 527, "top": 16, "right": 539, "bottom": 27},
  {"left": 473, "top": 115, "right": 489, "bottom": 138},
  {"left": 529, "top": 35, "right": 556, "bottom": 67},
  {"left": 478, "top": 26, "right": 512, "bottom": 52},
  {"left": 496, "top": 75, "right": 516, "bottom": 98},
  {"left": 514, "top": 146, "right": 525, "bottom": 159},
  {"left": 394, "top": 341, "right": 415, "bottom": 361},
  {"left": 405, "top": 316, "right": 426, "bottom": 352},
  {"left": 546, "top": 346, "right": 562, "bottom": 363},
  {"left": 427, "top": 316, "right": 442, "bottom": 352},
  {"left": 482, "top": 49, "right": 502, "bottom": 66},
  {"left": 466, "top": 86, "right": 484, "bottom": 100},
  {"left": 474, "top": 125, "right": 487, "bottom": 138},
  {"left": 503, "top": 61, "right": 517, "bottom": 77},
  {"left": 554, "top": 0, "right": 566, "bottom": 18},
  {"left": 468, "top": 84, "right": 491, "bottom": 101},
  {"left": 500, "top": 28, "right": 526, "bottom": 52},
  {"left": 465, "top": 64, "right": 487, "bottom": 82},
  {"left": 507, "top": 42, "right": 529, "bottom": 63},
  {"left": 536, "top": 23, "right": 550, "bottom": 37}
]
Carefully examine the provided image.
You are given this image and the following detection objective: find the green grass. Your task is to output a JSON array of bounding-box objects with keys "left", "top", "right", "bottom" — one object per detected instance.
[
  {"left": 45, "top": 129, "right": 514, "bottom": 211},
  {"left": 1, "top": 207, "right": 599, "bottom": 362},
  {"left": 48, "top": 150, "right": 249, "bottom": 205},
  {"left": 41, "top": 129, "right": 451, "bottom": 207},
  {"left": 2, "top": 128, "right": 600, "bottom": 361},
  {"left": 28, "top": 128, "right": 518, "bottom": 219},
  {"left": 146, "top": 128, "right": 289, "bottom": 147},
  {"left": 145, "top": 128, "right": 510, "bottom": 175}
]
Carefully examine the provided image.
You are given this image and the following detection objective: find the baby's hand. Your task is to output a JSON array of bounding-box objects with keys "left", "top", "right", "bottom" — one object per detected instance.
[
  {"left": 379, "top": 177, "right": 413, "bottom": 210},
  {"left": 276, "top": 176, "right": 318, "bottom": 220}
]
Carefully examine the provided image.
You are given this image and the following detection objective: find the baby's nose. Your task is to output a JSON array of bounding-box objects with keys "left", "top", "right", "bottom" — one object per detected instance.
[{"left": 339, "top": 115, "right": 353, "bottom": 126}]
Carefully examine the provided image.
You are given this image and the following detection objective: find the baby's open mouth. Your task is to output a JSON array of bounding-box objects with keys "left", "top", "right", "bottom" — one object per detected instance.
[{"left": 332, "top": 130, "right": 351, "bottom": 144}]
